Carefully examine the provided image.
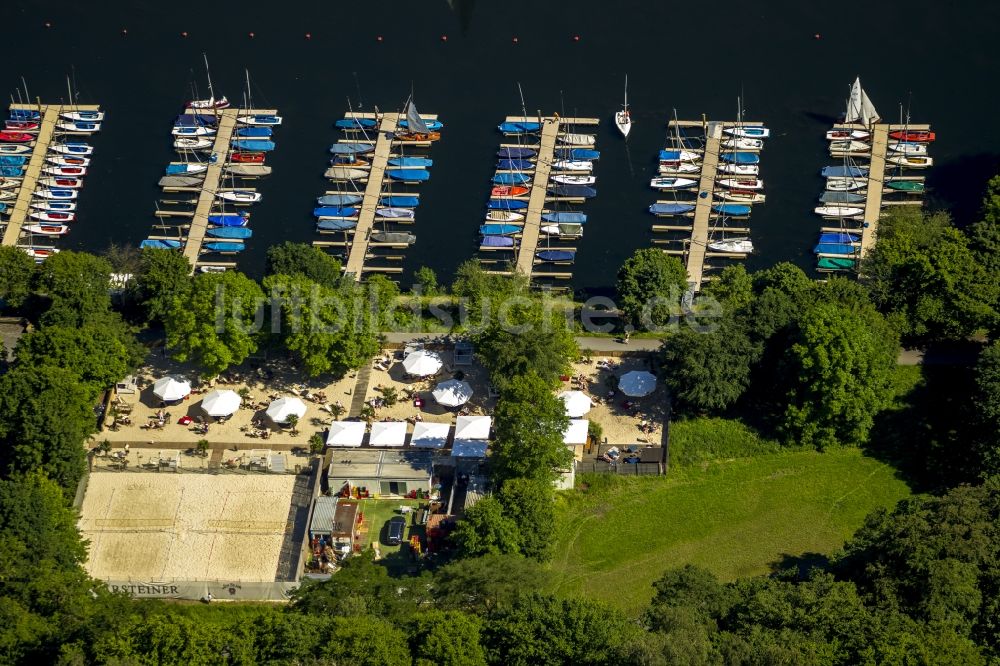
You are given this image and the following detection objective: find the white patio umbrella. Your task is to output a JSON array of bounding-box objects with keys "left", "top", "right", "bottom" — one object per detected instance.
[
  {"left": 432, "top": 379, "right": 474, "bottom": 407},
  {"left": 402, "top": 350, "right": 443, "bottom": 377},
  {"left": 201, "top": 389, "right": 241, "bottom": 417},
  {"left": 558, "top": 390, "right": 592, "bottom": 417},
  {"left": 326, "top": 421, "right": 366, "bottom": 447},
  {"left": 152, "top": 376, "right": 191, "bottom": 402},
  {"left": 266, "top": 396, "right": 307, "bottom": 424},
  {"left": 619, "top": 370, "right": 657, "bottom": 397}
]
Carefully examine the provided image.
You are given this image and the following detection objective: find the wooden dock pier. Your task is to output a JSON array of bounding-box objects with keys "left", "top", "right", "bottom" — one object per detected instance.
[
  {"left": 685, "top": 122, "right": 722, "bottom": 292},
  {"left": 2, "top": 103, "right": 102, "bottom": 248}
]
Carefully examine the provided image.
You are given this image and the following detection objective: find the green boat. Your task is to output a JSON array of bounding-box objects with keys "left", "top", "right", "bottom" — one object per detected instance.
[
  {"left": 886, "top": 181, "right": 924, "bottom": 193},
  {"left": 817, "top": 257, "right": 856, "bottom": 270}
]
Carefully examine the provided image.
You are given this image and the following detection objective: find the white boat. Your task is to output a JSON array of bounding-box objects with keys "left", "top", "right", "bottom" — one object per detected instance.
[
  {"left": 0, "top": 145, "right": 32, "bottom": 154},
  {"left": 888, "top": 142, "right": 928, "bottom": 156},
  {"left": 325, "top": 167, "right": 369, "bottom": 180},
  {"left": 551, "top": 160, "right": 593, "bottom": 172},
  {"left": 709, "top": 238, "right": 753, "bottom": 253},
  {"left": 49, "top": 143, "right": 93, "bottom": 156},
  {"left": 60, "top": 110, "right": 104, "bottom": 122},
  {"left": 19, "top": 247, "right": 60, "bottom": 260},
  {"left": 658, "top": 162, "right": 701, "bottom": 175},
  {"left": 844, "top": 76, "right": 881, "bottom": 125},
  {"left": 173, "top": 138, "right": 213, "bottom": 150},
  {"left": 0, "top": 178, "right": 21, "bottom": 190},
  {"left": 199, "top": 265, "right": 228, "bottom": 273},
  {"left": 24, "top": 224, "right": 70, "bottom": 236},
  {"left": 0, "top": 191, "right": 16, "bottom": 201},
  {"left": 830, "top": 140, "right": 871, "bottom": 152},
  {"left": 55, "top": 122, "right": 101, "bottom": 133},
  {"left": 815, "top": 205, "right": 864, "bottom": 217},
  {"left": 661, "top": 150, "right": 701, "bottom": 163},
  {"left": 30, "top": 201, "right": 76, "bottom": 212},
  {"left": 30, "top": 211, "right": 75, "bottom": 222},
  {"left": 375, "top": 207, "right": 415, "bottom": 219},
  {"left": 216, "top": 190, "right": 261, "bottom": 203},
  {"left": 717, "top": 163, "right": 759, "bottom": 176},
  {"left": 614, "top": 74, "right": 632, "bottom": 138},
  {"left": 37, "top": 177, "right": 83, "bottom": 189},
  {"left": 650, "top": 177, "right": 697, "bottom": 190},
  {"left": 42, "top": 166, "right": 87, "bottom": 177},
  {"left": 558, "top": 133, "right": 596, "bottom": 146},
  {"left": 485, "top": 210, "right": 525, "bottom": 223},
  {"left": 826, "top": 128, "right": 870, "bottom": 141},
  {"left": 188, "top": 54, "right": 230, "bottom": 109},
  {"left": 171, "top": 126, "right": 216, "bottom": 137},
  {"left": 721, "top": 137, "right": 763, "bottom": 150},
  {"left": 887, "top": 155, "right": 933, "bottom": 168},
  {"left": 47, "top": 156, "right": 90, "bottom": 167},
  {"left": 716, "top": 177, "right": 764, "bottom": 190},
  {"left": 237, "top": 115, "right": 283, "bottom": 126},
  {"left": 551, "top": 175, "right": 596, "bottom": 185},
  {"left": 724, "top": 126, "right": 770, "bottom": 139},
  {"left": 826, "top": 178, "right": 867, "bottom": 192},
  {"left": 716, "top": 190, "right": 766, "bottom": 203}
]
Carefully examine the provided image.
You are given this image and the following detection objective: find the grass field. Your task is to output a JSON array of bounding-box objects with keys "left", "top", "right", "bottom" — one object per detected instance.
[{"left": 549, "top": 447, "right": 912, "bottom": 612}]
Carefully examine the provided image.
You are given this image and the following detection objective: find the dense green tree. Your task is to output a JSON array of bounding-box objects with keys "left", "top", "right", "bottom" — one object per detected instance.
[
  {"left": 137, "top": 248, "right": 192, "bottom": 323},
  {"left": 433, "top": 554, "right": 550, "bottom": 613},
  {"left": 33, "top": 250, "right": 113, "bottom": 326},
  {"left": 779, "top": 301, "right": 898, "bottom": 448},
  {"left": 616, "top": 248, "right": 688, "bottom": 329},
  {"left": 973, "top": 342, "right": 1000, "bottom": 477},
  {"left": 646, "top": 565, "right": 732, "bottom": 629},
  {"left": 323, "top": 615, "right": 411, "bottom": 666},
  {"left": 263, "top": 274, "right": 379, "bottom": 377},
  {"left": 0, "top": 366, "right": 94, "bottom": 488},
  {"left": 968, "top": 175, "right": 1000, "bottom": 281},
  {"left": 451, "top": 259, "right": 529, "bottom": 329},
  {"left": 0, "top": 246, "right": 36, "bottom": 309},
  {"left": 700, "top": 264, "right": 753, "bottom": 312},
  {"left": 497, "top": 477, "right": 555, "bottom": 561},
  {"left": 490, "top": 372, "right": 572, "bottom": 484},
  {"left": 408, "top": 610, "right": 487, "bottom": 666},
  {"left": 364, "top": 273, "right": 406, "bottom": 330},
  {"left": 265, "top": 241, "right": 343, "bottom": 287},
  {"left": 450, "top": 496, "right": 521, "bottom": 558},
  {"left": 163, "top": 270, "right": 264, "bottom": 378},
  {"left": 660, "top": 319, "right": 757, "bottom": 413},
  {"left": 412, "top": 266, "right": 439, "bottom": 296}
]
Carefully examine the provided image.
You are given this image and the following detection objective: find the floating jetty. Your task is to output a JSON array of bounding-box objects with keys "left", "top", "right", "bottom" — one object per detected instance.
[
  {"left": 649, "top": 117, "right": 767, "bottom": 291},
  {"left": 1, "top": 102, "right": 103, "bottom": 258},
  {"left": 476, "top": 114, "right": 599, "bottom": 285},
  {"left": 313, "top": 106, "right": 440, "bottom": 281},
  {"left": 143, "top": 103, "right": 280, "bottom": 273}
]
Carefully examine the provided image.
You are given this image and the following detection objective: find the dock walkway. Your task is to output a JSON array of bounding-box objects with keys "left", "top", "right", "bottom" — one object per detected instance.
[
  {"left": 686, "top": 122, "right": 722, "bottom": 291},
  {"left": 515, "top": 118, "right": 559, "bottom": 276}
]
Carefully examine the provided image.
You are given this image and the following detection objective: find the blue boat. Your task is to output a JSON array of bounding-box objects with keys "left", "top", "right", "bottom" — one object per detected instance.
[
  {"left": 498, "top": 147, "right": 537, "bottom": 159},
  {"left": 380, "top": 196, "right": 420, "bottom": 207},
  {"left": 388, "top": 157, "right": 433, "bottom": 167},
  {"left": 208, "top": 214, "right": 248, "bottom": 227},
  {"left": 721, "top": 152, "right": 759, "bottom": 165},
  {"left": 541, "top": 212, "right": 587, "bottom": 224},
  {"left": 821, "top": 165, "right": 868, "bottom": 178},
  {"left": 140, "top": 239, "right": 182, "bottom": 249},
  {"left": 813, "top": 243, "right": 857, "bottom": 255},
  {"left": 712, "top": 204, "right": 751, "bottom": 216},
  {"left": 554, "top": 148, "right": 600, "bottom": 160},
  {"left": 494, "top": 173, "right": 532, "bottom": 185},
  {"left": 481, "top": 235, "right": 514, "bottom": 248},
  {"left": 488, "top": 199, "right": 529, "bottom": 211},
  {"left": 497, "top": 159, "right": 534, "bottom": 171},
  {"left": 649, "top": 203, "right": 696, "bottom": 216},
  {"left": 329, "top": 142, "right": 375, "bottom": 155},
  {"left": 480, "top": 224, "right": 521, "bottom": 236},
  {"left": 399, "top": 118, "right": 443, "bottom": 131},
  {"left": 208, "top": 227, "right": 253, "bottom": 239},
  {"left": 174, "top": 114, "right": 217, "bottom": 127},
  {"left": 0, "top": 203, "right": 7, "bottom": 213},
  {"left": 536, "top": 250, "right": 575, "bottom": 263},
  {"left": 0, "top": 156, "right": 27, "bottom": 166},
  {"left": 314, "top": 207, "right": 359, "bottom": 218},
  {"left": 236, "top": 127, "right": 272, "bottom": 138},
  {"left": 164, "top": 164, "right": 211, "bottom": 175},
  {"left": 335, "top": 118, "right": 377, "bottom": 130},
  {"left": 818, "top": 232, "right": 860, "bottom": 244},
  {"left": 318, "top": 194, "right": 363, "bottom": 206},
  {"left": 386, "top": 169, "right": 430, "bottom": 183},
  {"left": 9, "top": 109, "right": 40, "bottom": 121},
  {"left": 232, "top": 139, "right": 275, "bottom": 152},
  {"left": 0, "top": 166, "right": 23, "bottom": 177},
  {"left": 548, "top": 184, "right": 597, "bottom": 198},
  {"left": 56, "top": 143, "right": 92, "bottom": 154},
  {"left": 498, "top": 121, "right": 541, "bottom": 134},
  {"left": 204, "top": 242, "right": 245, "bottom": 253},
  {"left": 317, "top": 219, "right": 358, "bottom": 231}
]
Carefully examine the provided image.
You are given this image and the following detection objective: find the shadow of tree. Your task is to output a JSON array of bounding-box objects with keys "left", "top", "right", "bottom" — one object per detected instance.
[
  {"left": 768, "top": 551, "right": 832, "bottom": 579},
  {"left": 926, "top": 152, "right": 1000, "bottom": 229}
]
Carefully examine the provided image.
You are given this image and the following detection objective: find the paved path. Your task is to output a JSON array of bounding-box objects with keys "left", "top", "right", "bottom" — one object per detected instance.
[{"left": 348, "top": 364, "right": 373, "bottom": 416}]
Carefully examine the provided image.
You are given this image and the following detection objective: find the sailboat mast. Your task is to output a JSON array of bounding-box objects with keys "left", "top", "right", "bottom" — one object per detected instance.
[
  {"left": 624, "top": 74, "right": 628, "bottom": 112},
  {"left": 204, "top": 54, "right": 215, "bottom": 103},
  {"left": 245, "top": 69, "right": 252, "bottom": 112}
]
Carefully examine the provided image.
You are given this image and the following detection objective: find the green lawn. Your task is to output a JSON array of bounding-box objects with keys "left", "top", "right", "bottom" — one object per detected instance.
[{"left": 549, "top": 447, "right": 911, "bottom": 612}]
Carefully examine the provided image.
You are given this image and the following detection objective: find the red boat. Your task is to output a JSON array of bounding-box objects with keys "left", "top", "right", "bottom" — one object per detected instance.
[
  {"left": 0, "top": 132, "right": 34, "bottom": 143},
  {"left": 4, "top": 120, "right": 39, "bottom": 131},
  {"left": 230, "top": 152, "right": 265, "bottom": 163},
  {"left": 889, "top": 130, "right": 935, "bottom": 143},
  {"left": 491, "top": 185, "right": 530, "bottom": 197}
]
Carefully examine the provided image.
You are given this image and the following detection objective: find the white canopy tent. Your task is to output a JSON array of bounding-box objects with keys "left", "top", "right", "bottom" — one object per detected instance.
[
  {"left": 370, "top": 421, "right": 408, "bottom": 447},
  {"left": 410, "top": 421, "right": 450, "bottom": 449},
  {"left": 201, "top": 389, "right": 241, "bottom": 417},
  {"left": 402, "top": 350, "right": 443, "bottom": 377},
  {"left": 152, "top": 376, "right": 191, "bottom": 402},
  {"left": 432, "top": 379, "right": 473, "bottom": 407},
  {"left": 452, "top": 440, "right": 488, "bottom": 458},
  {"left": 619, "top": 370, "right": 657, "bottom": 397},
  {"left": 454, "top": 415, "right": 491, "bottom": 440},
  {"left": 558, "top": 390, "right": 592, "bottom": 418},
  {"left": 563, "top": 419, "right": 590, "bottom": 445},
  {"left": 266, "top": 396, "right": 307, "bottom": 424},
  {"left": 326, "top": 421, "right": 366, "bottom": 447}
]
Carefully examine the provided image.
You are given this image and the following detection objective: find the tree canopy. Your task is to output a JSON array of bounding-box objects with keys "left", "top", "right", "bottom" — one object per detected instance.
[
  {"left": 33, "top": 250, "right": 113, "bottom": 326},
  {"left": 0, "top": 246, "right": 36, "bottom": 309},
  {"left": 490, "top": 372, "right": 572, "bottom": 484},
  {"left": 450, "top": 495, "right": 522, "bottom": 559},
  {"left": 616, "top": 248, "right": 688, "bottom": 329},
  {"left": 137, "top": 248, "right": 192, "bottom": 323},
  {"left": 265, "top": 242, "right": 343, "bottom": 287}
]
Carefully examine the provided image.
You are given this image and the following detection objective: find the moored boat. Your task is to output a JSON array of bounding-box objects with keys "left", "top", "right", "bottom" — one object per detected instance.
[
  {"left": 814, "top": 205, "right": 864, "bottom": 217},
  {"left": 541, "top": 212, "right": 587, "bottom": 224},
  {"left": 708, "top": 238, "right": 753, "bottom": 253},
  {"left": 650, "top": 177, "right": 697, "bottom": 190},
  {"left": 329, "top": 142, "right": 375, "bottom": 155},
  {"left": 498, "top": 121, "right": 540, "bottom": 134},
  {"left": 325, "top": 167, "right": 368, "bottom": 181},
  {"left": 886, "top": 155, "right": 933, "bottom": 168},
  {"left": 889, "top": 129, "right": 935, "bottom": 143},
  {"left": 558, "top": 133, "right": 596, "bottom": 146},
  {"left": 498, "top": 147, "right": 537, "bottom": 159},
  {"left": 371, "top": 232, "right": 416, "bottom": 245},
  {"left": 203, "top": 242, "right": 246, "bottom": 253},
  {"left": 716, "top": 177, "right": 764, "bottom": 190},
  {"left": 140, "top": 239, "right": 183, "bottom": 249},
  {"left": 174, "top": 138, "right": 213, "bottom": 150},
  {"left": 207, "top": 227, "right": 252, "bottom": 239},
  {"left": 886, "top": 180, "right": 925, "bottom": 193},
  {"left": 317, "top": 194, "right": 363, "bottom": 206},
  {"left": 480, "top": 224, "right": 521, "bottom": 236},
  {"left": 317, "top": 219, "right": 358, "bottom": 231},
  {"left": 487, "top": 199, "right": 529, "bottom": 210},
  {"left": 30, "top": 211, "right": 75, "bottom": 223},
  {"left": 216, "top": 190, "right": 261, "bottom": 203},
  {"left": 491, "top": 185, "right": 530, "bottom": 197},
  {"left": 536, "top": 250, "right": 575, "bottom": 263},
  {"left": 237, "top": 114, "right": 282, "bottom": 126},
  {"left": 230, "top": 152, "right": 265, "bottom": 163},
  {"left": 231, "top": 139, "right": 275, "bottom": 152},
  {"left": 493, "top": 172, "right": 531, "bottom": 185},
  {"left": 387, "top": 168, "right": 430, "bottom": 183},
  {"left": 486, "top": 210, "right": 525, "bottom": 223},
  {"left": 552, "top": 160, "right": 592, "bottom": 172},
  {"left": 649, "top": 203, "right": 695, "bottom": 216},
  {"left": 0, "top": 144, "right": 31, "bottom": 154},
  {"left": 24, "top": 223, "right": 69, "bottom": 236},
  {"left": 375, "top": 207, "right": 415, "bottom": 219},
  {"left": 711, "top": 204, "right": 751, "bottom": 216},
  {"left": 888, "top": 142, "right": 928, "bottom": 156},
  {"left": 0, "top": 132, "right": 33, "bottom": 143},
  {"left": 551, "top": 175, "right": 596, "bottom": 186},
  {"left": 724, "top": 126, "right": 770, "bottom": 139},
  {"left": 826, "top": 129, "right": 870, "bottom": 141}
]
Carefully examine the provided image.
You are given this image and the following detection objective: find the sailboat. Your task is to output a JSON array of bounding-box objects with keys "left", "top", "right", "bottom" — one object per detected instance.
[
  {"left": 708, "top": 237, "right": 753, "bottom": 253},
  {"left": 398, "top": 96, "right": 438, "bottom": 142},
  {"left": 188, "top": 54, "right": 230, "bottom": 109},
  {"left": 844, "top": 76, "right": 880, "bottom": 126},
  {"left": 615, "top": 75, "right": 632, "bottom": 138}
]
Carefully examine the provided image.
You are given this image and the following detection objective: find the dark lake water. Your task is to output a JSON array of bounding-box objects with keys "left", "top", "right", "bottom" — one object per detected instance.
[{"left": 7, "top": 0, "right": 1000, "bottom": 296}]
